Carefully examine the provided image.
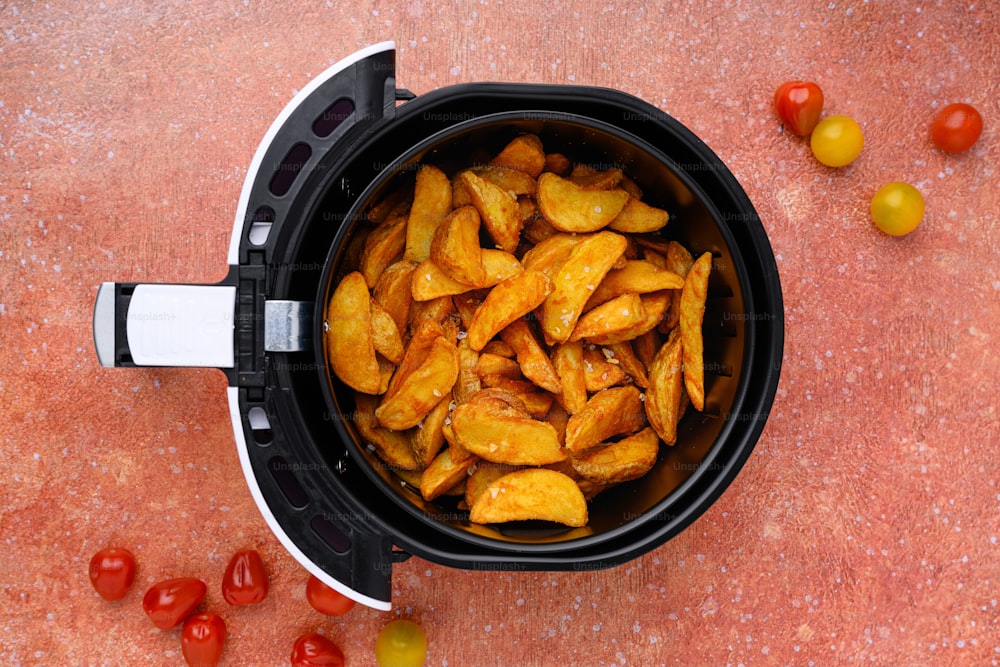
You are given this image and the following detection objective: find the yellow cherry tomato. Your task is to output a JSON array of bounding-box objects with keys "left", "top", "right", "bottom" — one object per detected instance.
[
  {"left": 810, "top": 114, "right": 865, "bottom": 167},
  {"left": 375, "top": 619, "right": 427, "bottom": 667},
  {"left": 870, "top": 182, "right": 924, "bottom": 236}
]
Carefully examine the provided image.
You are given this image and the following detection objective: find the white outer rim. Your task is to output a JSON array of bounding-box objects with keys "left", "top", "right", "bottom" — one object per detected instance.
[
  {"left": 227, "top": 40, "right": 397, "bottom": 265},
  {"left": 227, "top": 387, "right": 392, "bottom": 611}
]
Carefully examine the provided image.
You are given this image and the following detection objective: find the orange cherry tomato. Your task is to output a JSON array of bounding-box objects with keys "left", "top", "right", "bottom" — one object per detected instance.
[
  {"left": 181, "top": 612, "right": 226, "bottom": 667},
  {"left": 142, "top": 577, "right": 207, "bottom": 629},
  {"left": 221, "top": 549, "right": 269, "bottom": 606},
  {"left": 305, "top": 574, "right": 356, "bottom": 616},
  {"left": 290, "top": 632, "right": 346, "bottom": 667},
  {"left": 88, "top": 547, "right": 137, "bottom": 601},
  {"left": 931, "top": 102, "right": 983, "bottom": 153},
  {"left": 774, "top": 81, "right": 824, "bottom": 136}
]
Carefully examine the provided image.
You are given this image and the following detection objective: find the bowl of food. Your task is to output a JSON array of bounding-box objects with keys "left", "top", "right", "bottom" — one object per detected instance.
[{"left": 94, "top": 42, "right": 782, "bottom": 609}]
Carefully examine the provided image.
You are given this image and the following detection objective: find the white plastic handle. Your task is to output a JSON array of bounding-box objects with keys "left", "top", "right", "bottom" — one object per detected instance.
[{"left": 125, "top": 284, "right": 236, "bottom": 367}]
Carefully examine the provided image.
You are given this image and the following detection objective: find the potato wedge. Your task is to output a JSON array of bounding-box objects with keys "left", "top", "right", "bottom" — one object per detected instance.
[
  {"left": 359, "top": 211, "right": 407, "bottom": 287},
  {"left": 539, "top": 231, "right": 628, "bottom": 345},
  {"left": 404, "top": 164, "right": 452, "bottom": 262},
  {"left": 661, "top": 240, "right": 695, "bottom": 331},
  {"left": 582, "top": 345, "right": 628, "bottom": 392},
  {"left": 469, "top": 468, "right": 587, "bottom": 527},
  {"left": 474, "top": 353, "right": 523, "bottom": 380},
  {"left": 454, "top": 339, "right": 482, "bottom": 405},
  {"left": 411, "top": 249, "right": 523, "bottom": 301},
  {"left": 430, "top": 205, "right": 486, "bottom": 286},
  {"left": 371, "top": 260, "right": 415, "bottom": 336},
  {"left": 543, "top": 152, "right": 572, "bottom": 176},
  {"left": 353, "top": 393, "right": 421, "bottom": 471},
  {"left": 570, "top": 293, "right": 646, "bottom": 342},
  {"left": 571, "top": 426, "right": 660, "bottom": 484},
  {"left": 608, "top": 197, "right": 670, "bottom": 233},
  {"left": 376, "top": 336, "right": 459, "bottom": 430},
  {"left": 564, "top": 386, "right": 646, "bottom": 454},
  {"left": 420, "top": 446, "right": 479, "bottom": 501},
  {"left": 369, "top": 299, "right": 405, "bottom": 364},
  {"left": 586, "top": 290, "right": 672, "bottom": 346},
  {"left": 521, "top": 210, "right": 559, "bottom": 245},
  {"left": 536, "top": 172, "right": 629, "bottom": 233},
  {"left": 467, "top": 269, "right": 553, "bottom": 351},
  {"left": 411, "top": 396, "right": 451, "bottom": 467},
  {"left": 645, "top": 328, "right": 684, "bottom": 444},
  {"left": 520, "top": 232, "right": 579, "bottom": 277},
  {"left": 584, "top": 260, "right": 685, "bottom": 310},
  {"left": 490, "top": 134, "right": 546, "bottom": 178},
  {"left": 465, "top": 461, "right": 521, "bottom": 509},
  {"left": 680, "top": 252, "right": 712, "bottom": 411},
  {"left": 513, "top": 391, "right": 555, "bottom": 420},
  {"left": 480, "top": 339, "right": 516, "bottom": 358},
  {"left": 499, "top": 319, "right": 563, "bottom": 394},
  {"left": 604, "top": 341, "right": 649, "bottom": 389},
  {"left": 461, "top": 170, "right": 523, "bottom": 253},
  {"left": 449, "top": 389, "right": 566, "bottom": 465},
  {"left": 568, "top": 164, "right": 623, "bottom": 190},
  {"left": 632, "top": 328, "right": 661, "bottom": 370},
  {"left": 326, "top": 271, "right": 381, "bottom": 394},
  {"left": 551, "top": 340, "right": 588, "bottom": 415},
  {"left": 453, "top": 165, "right": 538, "bottom": 207}
]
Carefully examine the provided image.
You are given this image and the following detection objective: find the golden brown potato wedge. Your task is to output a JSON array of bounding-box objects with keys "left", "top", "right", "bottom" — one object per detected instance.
[
  {"left": 539, "top": 231, "right": 628, "bottom": 345},
  {"left": 499, "top": 319, "right": 563, "bottom": 394},
  {"left": 473, "top": 353, "right": 523, "bottom": 380},
  {"left": 521, "top": 210, "right": 560, "bottom": 245},
  {"left": 454, "top": 339, "right": 483, "bottom": 405},
  {"left": 536, "top": 172, "right": 629, "bottom": 233},
  {"left": 469, "top": 468, "right": 587, "bottom": 527},
  {"left": 467, "top": 269, "right": 553, "bottom": 351},
  {"left": 490, "top": 134, "right": 546, "bottom": 178},
  {"left": 353, "top": 393, "right": 421, "bottom": 471},
  {"left": 680, "top": 252, "right": 712, "bottom": 411},
  {"left": 551, "top": 340, "right": 588, "bottom": 415},
  {"left": 420, "top": 446, "right": 479, "bottom": 501},
  {"left": 520, "top": 232, "right": 579, "bottom": 276},
  {"left": 449, "top": 389, "right": 566, "bottom": 465},
  {"left": 608, "top": 197, "right": 670, "bottom": 233},
  {"left": 411, "top": 250, "right": 523, "bottom": 301},
  {"left": 465, "top": 461, "right": 521, "bottom": 509},
  {"left": 408, "top": 294, "right": 456, "bottom": 328},
  {"left": 371, "top": 260, "right": 415, "bottom": 336},
  {"left": 568, "top": 164, "right": 623, "bottom": 190},
  {"left": 543, "top": 152, "right": 573, "bottom": 176},
  {"left": 632, "top": 328, "right": 661, "bottom": 370},
  {"left": 430, "top": 205, "right": 486, "bottom": 286},
  {"left": 661, "top": 240, "right": 695, "bottom": 331},
  {"left": 404, "top": 164, "right": 452, "bottom": 263},
  {"left": 480, "top": 339, "right": 516, "bottom": 358},
  {"left": 513, "top": 391, "right": 555, "bottom": 420},
  {"left": 564, "top": 386, "right": 646, "bottom": 454},
  {"left": 359, "top": 211, "right": 407, "bottom": 287},
  {"left": 571, "top": 426, "right": 660, "bottom": 484},
  {"left": 376, "top": 336, "right": 459, "bottom": 430},
  {"left": 584, "top": 260, "right": 685, "bottom": 311},
  {"left": 460, "top": 170, "right": 523, "bottom": 254},
  {"left": 586, "top": 290, "right": 672, "bottom": 346},
  {"left": 326, "top": 271, "right": 381, "bottom": 394},
  {"left": 604, "top": 341, "right": 649, "bottom": 389},
  {"left": 369, "top": 298, "right": 405, "bottom": 364},
  {"left": 645, "top": 328, "right": 684, "bottom": 445},
  {"left": 582, "top": 345, "right": 628, "bottom": 392},
  {"left": 570, "top": 292, "right": 646, "bottom": 342},
  {"left": 453, "top": 165, "right": 538, "bottom": 207},
  {"left": 410, "top": 396, "right": 451, "bottom": 467}
]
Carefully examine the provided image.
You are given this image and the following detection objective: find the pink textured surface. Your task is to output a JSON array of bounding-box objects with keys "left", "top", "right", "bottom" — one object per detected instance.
[{"left": 2, "top": 1, "right": 999, "bottom": 665}]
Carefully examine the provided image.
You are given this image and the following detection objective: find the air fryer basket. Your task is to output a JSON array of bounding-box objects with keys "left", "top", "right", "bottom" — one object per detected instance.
[{"left": 317, "top": 112, "right": 757, "bottom": 552}]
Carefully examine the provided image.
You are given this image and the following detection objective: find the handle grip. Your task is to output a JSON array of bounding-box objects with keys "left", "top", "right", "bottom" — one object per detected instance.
[{"left": 94, "top": 281, "right": 237, "bottom": 368}]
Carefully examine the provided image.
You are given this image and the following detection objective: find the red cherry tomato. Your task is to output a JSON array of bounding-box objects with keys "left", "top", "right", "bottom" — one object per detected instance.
[
  {"left": 88, "top": 547, "right": 137, "bottom": 601},
  {"left": 931, "top": 102, "right": 983, "bottom": 153},
  {"left": 221, "top": 549, "right": 269, "bottom": 606},
  {"left": 142, "top": 577, "right": 207, "bottom": 629},
  {"left": 305, "top": 574, "right": 356, "bottom": 616},
  {"left": 774, "top": 80, "right": 824, "bottom": 136},
  {"left": 181, "top": 612, "right": 226, "bottom": 667},
  {"left": 290, "top": 632, "right": 345, "bottom": 667}
]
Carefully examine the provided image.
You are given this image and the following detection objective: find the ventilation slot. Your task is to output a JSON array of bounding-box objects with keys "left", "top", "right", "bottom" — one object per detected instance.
[
  {"left": 269, "top": 142, "right": 312, "bottom": 197},
  {"left": 312, "top": 98, "right": 355, "bottom": 138},
  {"left": 247, "top": 406, "right": 273, "bottom": 445},
  {"left": 310, "top": 515, "right": 351, "bottom": 554},
  {"left": 248, "top": 206, "right": 274, "bottom": 247},
  {"left": 267, "top": 456, "right": 309, "bottom": 509}
]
